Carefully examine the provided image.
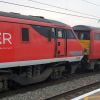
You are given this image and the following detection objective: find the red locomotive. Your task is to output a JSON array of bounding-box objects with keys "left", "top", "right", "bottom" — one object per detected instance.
[
  {"left": 0, "top": 12, "right": 83, "bottom": 89},
  {"left": 73, "top": 25, "right": 100, "bottom": 71}
]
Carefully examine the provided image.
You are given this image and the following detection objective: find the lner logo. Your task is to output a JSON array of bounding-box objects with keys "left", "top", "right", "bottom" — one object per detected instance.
[{"left": 0, "top": 33, "right": 12, "bottom": 45}]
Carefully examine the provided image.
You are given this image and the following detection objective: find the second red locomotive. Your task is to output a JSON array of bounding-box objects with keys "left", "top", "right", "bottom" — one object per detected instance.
[{"left": 73, "top": 25, "right": 100, "bottom": 71}]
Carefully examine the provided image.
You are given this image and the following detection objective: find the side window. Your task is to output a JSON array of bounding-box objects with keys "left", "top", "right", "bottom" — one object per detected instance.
[
  {"left": 94, "top": 33, "right": 100, "bottom": 40},
  {"left": 32, "top": 25, "right": 54, "bottom": 38},
  {"left": 75, "top": 31, "right": 90, "bottom": 40},
  {"left": 22, "top": 28, "right": 29, "bottom": 41},
  {"left": 67, "top": 30, "right": 76, "bottom": 39},
  {"left": 56, "top": 29, "right": 64, "bottom": 38}
]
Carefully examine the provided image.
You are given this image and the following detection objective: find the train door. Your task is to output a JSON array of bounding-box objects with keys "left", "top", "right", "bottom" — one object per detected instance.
[{"left": 55, "top": 29, "right": 66, "bottom": 57}]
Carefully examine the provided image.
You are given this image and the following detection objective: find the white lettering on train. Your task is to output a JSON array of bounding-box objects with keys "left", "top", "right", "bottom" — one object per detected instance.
[{"left": 0, "top": 33, "right": 12, "bottom": 45}]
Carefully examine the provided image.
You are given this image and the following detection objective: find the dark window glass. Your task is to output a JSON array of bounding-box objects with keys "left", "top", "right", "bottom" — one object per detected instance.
[
  {"left": 75, "top": 31, "right": 90, "bottom": 40},
  {"left": 94, "top": 33, "right": 100, "bottom": 40},
  {"left": 32, "top": 25, "right": 54, "bottom": 38},
  {"left": 66, "top": 30, "right": 76, "bottom": 39},
  {"left": 22, "top": 28, "right": 29, "bottom": 41}
]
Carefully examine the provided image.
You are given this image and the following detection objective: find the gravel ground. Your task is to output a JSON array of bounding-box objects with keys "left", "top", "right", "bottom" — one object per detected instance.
[
  {"left": 47, "top": 82, "right": 100, "bottom": 100},
  {"left": 0, "top": 73, "right": 100, "bottom": 100}
]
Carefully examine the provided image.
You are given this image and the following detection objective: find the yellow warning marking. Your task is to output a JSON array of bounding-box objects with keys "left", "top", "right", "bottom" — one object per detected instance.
[
  {"left": 84, "top": 96, "right": 88, "bottom": 100},
  {"left": 84, "top": 96, "right": 100, "bottom": 100},
  {"left": 80, "top": 40, "right": 90, "bottom": 49},
  {"left": 80, "top": 40, "right": 90, "bottom": 55}
]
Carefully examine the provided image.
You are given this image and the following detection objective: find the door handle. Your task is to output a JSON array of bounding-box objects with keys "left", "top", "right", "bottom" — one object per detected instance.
[{"left": 58, "top": 50, "right": 60, "bottom": 54}]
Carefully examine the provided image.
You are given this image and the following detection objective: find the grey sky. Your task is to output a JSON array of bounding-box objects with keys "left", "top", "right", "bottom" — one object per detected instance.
[{"left": 0, "top": 0, "right": 100, "bottom": 27}]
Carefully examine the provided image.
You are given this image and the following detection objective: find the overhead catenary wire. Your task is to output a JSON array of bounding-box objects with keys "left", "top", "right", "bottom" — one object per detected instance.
[
  {"left": 28, "top": 0, "right": 100, "bottom": 18},
  {"left": 81, "top": 0, "right": 100, "bottom": 7},
  {"left": 0, "top": 0, "right": 99, "bottom": 20}
]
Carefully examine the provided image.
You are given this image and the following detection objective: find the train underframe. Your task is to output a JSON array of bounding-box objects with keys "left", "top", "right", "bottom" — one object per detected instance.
[
  {"left": 0, "top": 61, "right": 80, "bottom": 91},
  {"left": 80, "top": 55, "right": 100, "bottom": 72},
  {"left": 0, "top": 57, "right": 100, "bottom": 91}
]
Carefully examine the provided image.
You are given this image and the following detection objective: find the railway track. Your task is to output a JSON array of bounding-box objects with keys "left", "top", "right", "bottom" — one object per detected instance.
[
  {"left": 0, "top": 72, "right": 100, "bottom": 100},
  {"left": 46, "top": 80, "right": 100, "bottom": 100}
]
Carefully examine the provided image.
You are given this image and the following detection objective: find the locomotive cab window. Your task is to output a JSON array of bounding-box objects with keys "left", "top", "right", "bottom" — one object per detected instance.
[
  {"left": 66, "top": 30, "right": 76, "bottom": 39},
  {"left": 75, "top": 31, "right": 90, "bottom": 40},
  {"left": 22, "top": 28, "right": 29, "bottom": 41},
  {"left": 32, "top": 25, "right": 54, "bottom": 38}
]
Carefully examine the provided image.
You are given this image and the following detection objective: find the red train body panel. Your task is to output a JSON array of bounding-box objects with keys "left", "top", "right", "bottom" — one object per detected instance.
[
  {"left": 90, "top": 30, "right": 100, "bottom": 60},
  {"left": 0, "top": 12, "right": 83, "bottom": 69},
  {"left": 73, "top": 25, "right": 100, "bottom": 60}
]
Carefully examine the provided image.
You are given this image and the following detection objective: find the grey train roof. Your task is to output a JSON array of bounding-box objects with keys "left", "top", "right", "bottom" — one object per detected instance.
[
  {"left": 0, "top": 11, "right": 67, "bottom": 26},
  {"left": 73, "top": 25, "right": 100, "bottom": 31}
]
